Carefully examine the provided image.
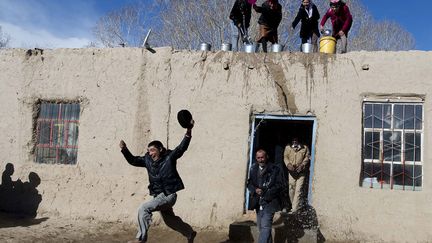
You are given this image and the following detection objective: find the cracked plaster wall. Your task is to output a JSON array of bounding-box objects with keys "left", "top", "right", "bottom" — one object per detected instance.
[{"left": 0, "top": 48, "right": 432, "bottom": 242}]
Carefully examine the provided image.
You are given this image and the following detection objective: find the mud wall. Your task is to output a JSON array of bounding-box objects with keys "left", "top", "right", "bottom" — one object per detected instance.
[{"left": 0, "top": 48, "right": 431, "bottom": 242}]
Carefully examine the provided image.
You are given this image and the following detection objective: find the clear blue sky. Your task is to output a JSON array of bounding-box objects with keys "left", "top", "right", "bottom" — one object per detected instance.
[
  {"left": 0, "top": 0, "right": 430, "bottom": 50},
  {"left": 362, "top": 0, "right": 432, "bottom": 50}
]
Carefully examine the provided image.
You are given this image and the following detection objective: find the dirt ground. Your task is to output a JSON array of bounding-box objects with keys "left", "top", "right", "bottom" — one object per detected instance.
[{"left": 0, "top": 213, "right": 231, "bottom": 243}]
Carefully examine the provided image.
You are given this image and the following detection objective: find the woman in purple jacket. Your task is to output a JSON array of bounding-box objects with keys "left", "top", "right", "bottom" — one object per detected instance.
[{"left": 319, "top": 0, "right": 353, "bottom": 53}]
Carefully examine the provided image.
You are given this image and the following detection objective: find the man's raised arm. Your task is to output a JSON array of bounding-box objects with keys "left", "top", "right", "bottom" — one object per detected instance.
[
  {"left": 120, "top": 140, "right": 146, "bottom": 167},
  {"left": 171, "top": 120, "right": 194, "bottom": 160}
]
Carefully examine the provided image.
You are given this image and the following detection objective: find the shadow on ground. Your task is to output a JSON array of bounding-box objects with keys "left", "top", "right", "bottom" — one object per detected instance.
[
  {"left": 228, "top": 205, "right": 326, "bottom": 243},
  {"left": 0, "top": 163, "right": 45, "bottom": 228},
  {"left": 0, "top": 212, "right": 48, "bottom": 228}
]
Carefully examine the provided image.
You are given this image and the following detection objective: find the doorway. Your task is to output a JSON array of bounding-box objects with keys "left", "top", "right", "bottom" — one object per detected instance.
[{"left": 245, "top": 114, "right": 317, "bottom": 210}]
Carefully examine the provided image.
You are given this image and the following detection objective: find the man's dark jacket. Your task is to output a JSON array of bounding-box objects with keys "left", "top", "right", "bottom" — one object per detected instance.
[
  {"left": 229, "top": 0, "right": 252, "bottom": 29},
  {"left": 292, "top": 4, "right": 321, "bottom": 39},
  {"left": 247, "top": 162, "right": 285, "bottom": 212},
  {"left": 254, "top": 2, "right": 282, "bottom": 29},
  {"left": 121, "top": 136, "right": 191, "bottom": 196}
]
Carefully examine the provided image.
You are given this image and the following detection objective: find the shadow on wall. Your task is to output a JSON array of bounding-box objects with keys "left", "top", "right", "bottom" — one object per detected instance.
[{"left": 0, "top": 163, "right": 46, "bottom": 228}]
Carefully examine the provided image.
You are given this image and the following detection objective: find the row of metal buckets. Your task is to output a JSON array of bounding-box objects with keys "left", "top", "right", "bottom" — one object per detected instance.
[
  {"left": 200, "top": 42, "right": 284, "bottom": 53},
  {"left": 199, "top": 36, "right": 336, "bottom": 54}
]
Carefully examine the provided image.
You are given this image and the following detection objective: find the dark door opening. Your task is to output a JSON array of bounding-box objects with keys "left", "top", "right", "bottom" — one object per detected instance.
[{"left": 245, "top": 115, "right": 317, "bottom": 210}]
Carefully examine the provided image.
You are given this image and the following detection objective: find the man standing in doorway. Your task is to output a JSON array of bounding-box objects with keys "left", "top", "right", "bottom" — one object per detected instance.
[
  {"left": 248, "top": 149, "right": 284, "bottom": 243},
  {"left": 119, "top": 120, "right": 196, "bottom": 243},
  {"left": 284, "top": 138, "right": 310, "bottom": 213}
]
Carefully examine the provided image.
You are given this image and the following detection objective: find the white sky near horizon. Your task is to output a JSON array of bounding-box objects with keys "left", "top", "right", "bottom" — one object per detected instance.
[{"left": 0, "top": 0, "right": 118, "bottom": 48}]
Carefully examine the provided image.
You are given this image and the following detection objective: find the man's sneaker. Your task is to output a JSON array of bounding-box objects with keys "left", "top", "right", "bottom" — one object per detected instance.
[{"left": 188, "top": 231, "right": 197, "bottom": 243}]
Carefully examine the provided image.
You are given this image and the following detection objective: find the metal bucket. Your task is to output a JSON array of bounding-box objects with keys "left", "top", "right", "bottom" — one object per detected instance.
[
  {"left": 221, "top": 43, "right": 232, "bottom": 51},
  {"left": 244, "top": 43, "right": 258, "bottom": 53},
  {"left": 271, "top": 44, "right": 283, "bottom": 52},
  {"left": 301, "top": 43, "right": 313, "bottom": 53},
  {"left": 199, "top": 43, "right": 211, "bottom": 51},
  {"left": 323, "top": 29, "right": 332, "bottom": 36}
]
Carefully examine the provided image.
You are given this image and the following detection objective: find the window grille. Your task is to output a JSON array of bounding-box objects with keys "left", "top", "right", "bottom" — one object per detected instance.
[
  {"left": 35, "top": 102, "right": 80, "bottom": 165},
  {"left": 362, "top": 102, "right": 423, "bottom": 191}
]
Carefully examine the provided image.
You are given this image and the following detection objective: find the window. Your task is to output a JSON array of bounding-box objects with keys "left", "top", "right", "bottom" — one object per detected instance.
[
  {"left": 361, "top": 101, "right": 423, "bottom": 190},
  {"left": 35, "top": 102, "right": 80, "bottom": 165}
]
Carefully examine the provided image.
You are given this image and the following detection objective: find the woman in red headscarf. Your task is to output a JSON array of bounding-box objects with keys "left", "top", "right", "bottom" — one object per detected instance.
[
  {"left": 253, "top": 0, "right": 282, "bottom": 52},
  {"left": 320, "top": 0, "right": 353, "bottom": 53}
]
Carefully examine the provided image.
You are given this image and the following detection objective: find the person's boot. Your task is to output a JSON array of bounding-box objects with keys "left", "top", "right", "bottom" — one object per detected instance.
[{"left": 188, "top": 231, "right": 197, "bottom": 243}]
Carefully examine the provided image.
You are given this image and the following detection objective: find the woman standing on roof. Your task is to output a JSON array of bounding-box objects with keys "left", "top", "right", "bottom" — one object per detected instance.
[
  {"left": 229, "top": 0, "right": 252, "bottom": 51},
  {"left": 292, "top": 0, "right": 321, "bottom": 52},
  {"left": 320, "top": 0, "right": 353, "bottom": 53},
  {"left": 253, "top": 0, "right": 282, "bottom": 53}
]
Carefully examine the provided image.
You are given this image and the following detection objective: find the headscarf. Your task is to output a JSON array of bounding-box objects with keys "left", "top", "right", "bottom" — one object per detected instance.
[{"left": 268, "top": 0, "right": 279, "bottom": 10}]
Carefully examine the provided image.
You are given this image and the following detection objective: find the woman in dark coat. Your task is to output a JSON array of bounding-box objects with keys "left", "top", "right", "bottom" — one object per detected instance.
[
  {"left": 229, "top": 0, "right": 252, "bottom": 51},
  {"left": 253, "top": 0, "right": 282, "bottom": 53},
  {"left": 292, "top": 0, "right": 320, "bottom": 52}
]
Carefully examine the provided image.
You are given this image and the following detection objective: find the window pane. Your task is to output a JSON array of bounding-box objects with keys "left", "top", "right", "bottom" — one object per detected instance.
[
  {"left": 37, "top": 121, "right": 51, "bottom": 144},
  {"left": 394, "top": 105, "right": 404, "bottom": 129},
  {"left": 415, "top": 105, "right": 423, "bottom": 130},
  {"left": 58, "top": 148, "right": 70, "bottom": 164},
  {"left": 383, "top": 131, "right": 401, "bottom": 162},
  {"left": 71, "top": 104, "right": 80, "bottom": 120},
  {"left": 63, "top": 103, "right": 78, "bottom": 120},
  {"left": 38, "top": 148, "right": 57, "bottom": 164},
  {"left": 393, "top": 164, "right": 422, "bottom": 189},
  {"left": 364, "top": 104, "right": 372, "bottom": 128},
  {"left": 52, "top": 121, "right": 65, "bottom": 146},
  {"left": 63, "top": 104, "right": 70, "bottom": 120},
  {"left": 67, "top": 123, "right": 79, "bottom": 146},
  {"left": 404, "top": 105, "right": 415, "bottom": 129},
  {"left": 63, "top": 148, "right": 77, "bottom": 165},
  {"left": 364, "top": 132, "right": 380, "bottom": 160},
  {"left": 60, "top": 103, "right": 66, "bottom": 120},
  {"left": 35, "top": 146, "right": 44, "bottom": 163},
  {"left": 362, "top": 162, "right": 380, "bottom": 181},
  {"left": 383, "top": 104, "right": 391, "bottom": 128},
  {"left": 405, "top": 133, "right": 421, "bottom": 161},
  {"left": 362, "top": 162, "right": 391, "bottom": 187},
  {"left": 373, "top": 104, "right": 383, "bottom": 128},
  {"left": 393, "top": 164, "right": 414, "bottom": 187},
  {"left": 49, "top": 103, "right": 60, "bottom": 119},
  {"left": 39, "top": 103, "right": 49, "bottom": 119},
  {"left": 414, "top": 165, "right": 422, "bottom": 187}
]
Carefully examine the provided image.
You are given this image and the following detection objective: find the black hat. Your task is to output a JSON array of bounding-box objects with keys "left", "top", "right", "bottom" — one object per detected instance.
[{"left": 177, "top": 110, "right": 193, "bottom": 128}]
